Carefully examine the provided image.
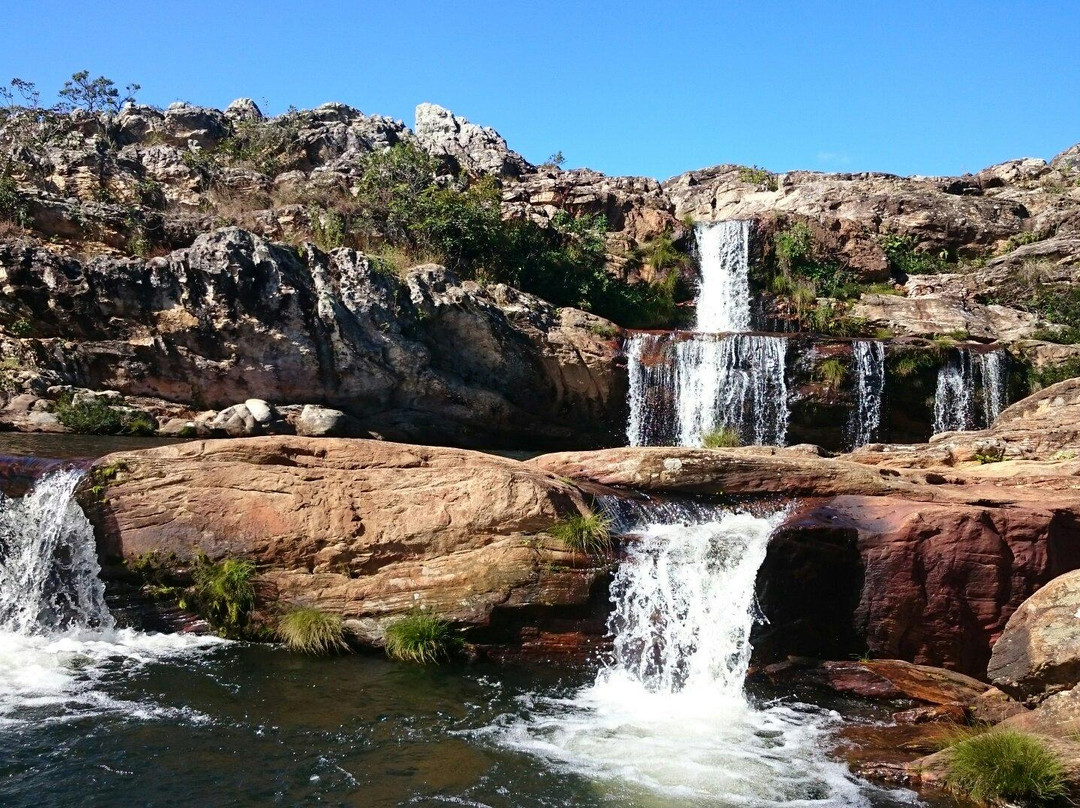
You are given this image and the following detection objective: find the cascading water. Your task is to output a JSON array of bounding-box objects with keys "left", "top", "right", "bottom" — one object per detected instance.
[
  {"left": 0, "top": 469, "right": 221, "bottom": 726},
  {"left": 847, "top": 340, "right": 886, "bottom": 448},
  {"left": 625, "top": 220, "right": 793, "bottom": 448},
  {"left": 627, "top": 332, "right": 789, "bottom": 447},
  {"left": 933, "top": 348, "right": 1008, "bottom": 433},
  {"left": 490, "top": 502, "right": 887, "bottom": 805},
  {"left": 0, "top": 470, "right": 112, "bottom": 635},
  {"left": 695, "top": 220, "right": 752, "bottom": 333}
]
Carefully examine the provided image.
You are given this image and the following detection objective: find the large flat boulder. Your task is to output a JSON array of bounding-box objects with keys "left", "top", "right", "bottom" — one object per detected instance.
[{"left": 81, "top": 437, "right": 606, "bottom": 646}]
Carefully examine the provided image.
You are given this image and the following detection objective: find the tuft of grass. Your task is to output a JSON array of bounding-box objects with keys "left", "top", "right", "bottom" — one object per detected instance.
[
  {"left": 187, "top": 556, "right": 257, "bottom": 636},
  {"left": 54, "top": 394, "right": 157, "bottom": 436},
  {"left": 818, "top": 357, "right": 848, "bottom": 387},
  {"left": 702, "top": 426, "right": 741, "bottom": 448},
  {"left": 549, "top": 512, "right": 613, "bottom": 555},
  {"left": 383, "top": 610, "right": 461, "bottom": 664},
  {"left": 945, "top": 729, "right": 1068, "bottom": 806},
  {"left": 278, "top": 607, "right": 349, "bottom": 655}
]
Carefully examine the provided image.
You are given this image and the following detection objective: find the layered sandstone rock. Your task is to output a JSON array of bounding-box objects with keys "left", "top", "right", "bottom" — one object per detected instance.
[{"left": 81, "top": 437, "right": 609, "bottom": 648}]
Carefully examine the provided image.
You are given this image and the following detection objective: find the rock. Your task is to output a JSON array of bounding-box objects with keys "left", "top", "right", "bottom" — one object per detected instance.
[
  {"left": 158, "top": 417, "right": 195, "bottom": 437},
  {"left": 988, "top": 569, "right": 1080, "bottom": 703},
  {"left": 224, "top": 98, "right": 263, "bottom": 123},
  {"left": 295, "top": 404, "right": 347, "bottom": 437},
  {"left": 161, "top": 102, "right": 229, "bottom": 149},
  {"left": 968, "top": 687, "right": 1028, "bottom": 724},
  {"left": 850, "top": 293, "right": 1045, "bottom": 341},
  {"left": 244, "top": 398, "right": 274, "bottom": 425},
  {"left": 0, "top": 228, "right": 623, "bottom": 449},
  {"left": 802, "top": 659, "right": 988, "bottom": 704},
  {"left": 80, "top": 437, "right": 605, "bottom": 649},
  {"left": 1050, "top": 142, "right": 1080, "bottom": 172},
  {"left": 210, "top": 404, "right": 258, "bottom": 437},
  {"left": 414, "top": 103, "right": 531, "bottom": 177}
]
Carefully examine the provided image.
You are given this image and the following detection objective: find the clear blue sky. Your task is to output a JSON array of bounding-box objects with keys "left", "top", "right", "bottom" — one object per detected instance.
[{"left": 2, "top": 0, "right": 1077, "bottom": 180}]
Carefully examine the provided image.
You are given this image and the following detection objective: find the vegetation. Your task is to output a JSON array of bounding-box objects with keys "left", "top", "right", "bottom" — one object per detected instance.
[
  {"left": 186, "top": 556, "right": 257, "bottom": 637},
  {"left": 888, "top": 346, "right": 940, "bottom": 379},
  {"left": 944, "top": 729, "right": 1067, "bottom": 806},
  {"left": 737, "top": 165, "right": 777, "bottom": 190},
  {"left": 980, "top": 259, "right": 1080, "bottom": 344},
  {"left": 549, "top": 512, "right": 613, "bottom": 555},
  {"left": 702, "top": 426, "right": 741, "bottom": 448},
  {"left": 54, "top": 393, "right": 157, "bottom": 436},
  {"left": 277, "top": 607, "right": 349, "bottom": 655},
  {"left": 383, "top": 610, "right": 461, "bottom": 664},
  {"left": 880, "top": 234, "right": 947, "bottom": 276},
  {"left": 1029, "top": 357, "right": 1080, "bottom": 391},
  {"left": 817, "top": 357, "right": 848, "bottom": 387},
  {"left": 974, "top": 448, "right": 1006, "bottom": 464},
  {"left": 999, "top": 230, "right": 1045, "bottom": 254}
]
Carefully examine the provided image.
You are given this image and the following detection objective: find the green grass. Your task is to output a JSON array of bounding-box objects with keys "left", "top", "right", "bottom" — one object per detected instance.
[
  {"left": 277, "top": 607, "right": 349, "bottom": 655},
  {"left": 383, "top": 610, "right": 461, "bottom": 664},
  {"left": 702, "top": 426, "right": 741, "bottom": 448},
  {"left": 880, "top": 233, "right": 948, "bottom": 276},
  {"left": 818, "top": 357, "right": 848, "bottom": 387},
  {"left": 549, "top": 512, "right": 613, "bottom": 555},
  {"left": 1030, "top": 357, "right": 1080, "bottom": 391},
  {"left": 945, "top": 729, "right": 1068, "bottom": 806},
  {"left": 186, "top": 557, "right": 257, "bottom": 636}
]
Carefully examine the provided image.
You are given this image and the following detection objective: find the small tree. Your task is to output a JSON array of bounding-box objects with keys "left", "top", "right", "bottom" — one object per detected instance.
[{"left": 57, "top": 70, "right": 139, "bottom": 116}]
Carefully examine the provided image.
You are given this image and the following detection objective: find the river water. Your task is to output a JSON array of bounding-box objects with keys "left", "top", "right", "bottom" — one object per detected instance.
[{"left": 0, "top": 434, "right": 928, "bottom": 808}]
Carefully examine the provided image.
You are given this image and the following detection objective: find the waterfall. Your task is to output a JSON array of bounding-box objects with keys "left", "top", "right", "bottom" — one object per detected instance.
[
  {"left": 933, "top": 348, "right": 1008, "bottom": 434},
  {"left": 847, "top": 340, "right": 885, "bottom": 448},
  {"left": 490, "top": 503, "right": 874, "bottom": 804},
  {"left": 695, "top": 220, "right": 752, "bottom": 333},
  {"left": 0, "top": 470, "right": 112, "bottom": 635},
  {"left": 626, "top": 332, "right": 789, "bottom": 447},
  {"left": 0, "top": 471, "right": 222, "bottom": 725},
  {"left": 978, "top": 350, "right": 1007, "bottom": 426}
]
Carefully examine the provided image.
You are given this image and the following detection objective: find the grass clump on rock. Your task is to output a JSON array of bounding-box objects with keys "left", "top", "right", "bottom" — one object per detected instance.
[
  {"left": 278, "top": 607, "right": 349, "bottom": 655},
  {"left": 383, "top": 610, "right": 461, "bottom": 664},
  {"left": 945, "top": 729, "right": 1068, "bottom": 806},
  {"left": 186, "top": 556, "right": 257, "bottom": 636},
  {"left": 702, "top": 426, "right": 741, "bottom": 448},
  {"left": 549, "top": 512, "right": 612, "bottom": 555},
  {"left": 54, "top": 393, "right": 156, "bottom": 436}
]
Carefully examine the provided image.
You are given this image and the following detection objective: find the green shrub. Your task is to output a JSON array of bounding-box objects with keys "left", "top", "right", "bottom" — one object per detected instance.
[
  {"left": 383, "top": 610, "right": 460, "bottom": 664},
  {"left": 278, "top": 607, "right": 349, "bottom": 655},
  {"left": 1030, "top": 326, "right": 1080, "bottom": 345},
  {"left": 999, "top": 230, "right": 1044, "bottom": 254},
  {"left": 880, "top": 233, "right": 947, "bottom": 276},
  {"left": 737, "top": 165, "right": 777, "bottom": 190},
  {"left": 549, "top": 512, "right": 613, "bottom": 555},
  {"left": 308, "top": 204, "right": 345, "bottom": 250},
  {"left": 889, "top": 347, "right": 938, "bottom": 379},
  {"left": 702, "top": 426, "right": 741, "bottom": 448},
  {"left": 1030, "top": 357, "right": 1080, "bottom": 391},
  {"left": 980, "top": 259, "right": 1080, "bottom": 337},
  {"left": 775, "top": 221, "right": 815, "bottom": 272},
  {"left": 54, "top": 394, "right": 156, "bottom": 436},
  {"left": 818, "top": 357, "right": 848, "bottom": 387},
  {"left": 6, "top": 316, "right": 32, "bottom": 337},
  {"left": 187, "top": 557, "right": 257, "bottom": 636},
  {"left": 945, "top": 729, "right": 1067, "bottom": 806}
]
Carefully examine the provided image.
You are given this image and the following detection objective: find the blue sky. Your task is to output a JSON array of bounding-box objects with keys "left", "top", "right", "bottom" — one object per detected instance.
[{"left": 3, "top": 0, "right": 1078, "bottom": 180}]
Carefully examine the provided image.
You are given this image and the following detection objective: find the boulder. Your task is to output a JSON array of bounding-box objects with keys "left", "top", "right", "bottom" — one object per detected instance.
[
  {"left": 161, "top": 102, "right": 229, "bottom": 148},
  {"left": 80, "top": 437, "right": 606, "bottom": 648},
  {"left": 988, "top": 569, "right": 1080, "bottom": 703},
  {"left": 224, "top": 98, "right": 263, "bottom": 123},
  {"left": 210, "top": 404, "right": 259, "bottom": 437},
  {"left": 295, "top": 404, "right": 347, "bottom": 437},
  {"left": 244, "top": 398, "right": 274, "bottom": 425},
  {"left": 798, "top": 659, "right": 988, "bottom": 704}
]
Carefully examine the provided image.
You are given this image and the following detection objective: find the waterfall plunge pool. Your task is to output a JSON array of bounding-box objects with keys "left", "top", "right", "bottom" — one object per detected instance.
[{"left": 1, "top": 468, "right": 936, "bottom": 808}]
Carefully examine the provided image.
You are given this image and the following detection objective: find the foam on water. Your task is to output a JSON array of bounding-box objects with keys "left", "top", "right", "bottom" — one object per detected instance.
[
  {"left": 0, "top": 470, "right": 225, "bottom": 727},
  {"left": 488, "top": 506, "right": 899, "bottom": 806}
]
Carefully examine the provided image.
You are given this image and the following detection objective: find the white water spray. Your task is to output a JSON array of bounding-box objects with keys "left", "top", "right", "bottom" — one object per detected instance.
[
  {"left": 490, "top": 504, "right": 882, "bottom": 805},
  {"left": 848, "top": 341, "right": 886, "bottom": 448},
  {"left": 695, "top": 220, "right": 752, "bottom": 333},
  {"left": 0, "top": 470, "right": 222, "bottom": 726}
]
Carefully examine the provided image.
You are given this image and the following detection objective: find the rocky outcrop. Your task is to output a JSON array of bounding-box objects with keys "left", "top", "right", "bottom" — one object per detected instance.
[
  {"left": 532, "top": 438, "right": 1080, "bottom": 676},
  {"left": 81, "top": 437, "right": 610, "bottom": 651},
  {"left": 988, "top": 569, "right": 1080, "bottom": 704},
  {"left": 414, "top": 103, "right": 530, "bottom": 178},
  {"left": 0, "top": 228, "right": 624, "bottom": 448}
]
